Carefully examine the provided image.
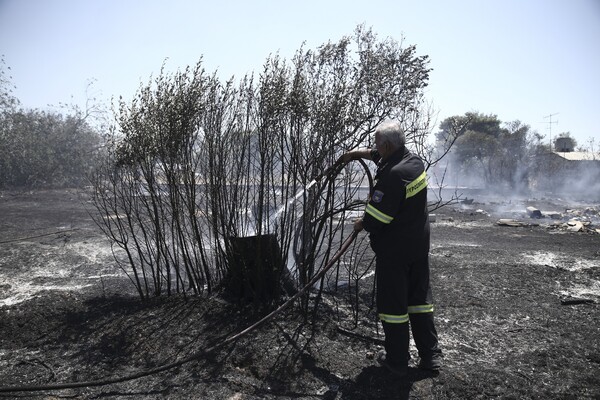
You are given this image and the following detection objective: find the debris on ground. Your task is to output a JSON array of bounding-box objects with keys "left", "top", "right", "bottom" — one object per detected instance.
[
  {"left": 517, "top": 205, "right": 599, "bottom": 234},
  {"left": 497, "top": 219, "right": 526, "bottom": 227},
  {"left": 526, "top": 206, "right": 542, "bottom": 218},
  {"left": 567, "top": 219, "right": 586, "bottom": 232},
  {"left": 560, "top": 297, "right": 595, "bottom": 306}
]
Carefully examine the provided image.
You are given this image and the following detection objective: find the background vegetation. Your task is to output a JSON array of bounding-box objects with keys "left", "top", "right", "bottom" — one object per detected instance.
[
  {"left": 435, "top": 111, "right": 599, "bottom": 195},
  {"left": 0, "top": 56, "right": 104, "bottom": 189}
]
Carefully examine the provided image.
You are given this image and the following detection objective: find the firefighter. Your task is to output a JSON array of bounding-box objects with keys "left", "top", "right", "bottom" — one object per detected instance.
[{"left": 341, "top": 120, "right": 442, "bottom": 377}]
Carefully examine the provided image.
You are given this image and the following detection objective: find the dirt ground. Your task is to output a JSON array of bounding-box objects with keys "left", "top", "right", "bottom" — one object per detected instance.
[{"left": 0, "top": 188, "right": 599, "bottom": 399}]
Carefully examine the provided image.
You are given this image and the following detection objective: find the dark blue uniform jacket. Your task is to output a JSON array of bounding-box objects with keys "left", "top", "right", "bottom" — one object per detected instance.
[{"left": 363, "top": 147, "right": 430, "bottom": 263}]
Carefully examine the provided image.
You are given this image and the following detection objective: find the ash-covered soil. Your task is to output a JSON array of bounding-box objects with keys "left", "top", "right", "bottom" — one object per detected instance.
[{"left": 0, "top": 189, "right": 599, "bottom": 399}]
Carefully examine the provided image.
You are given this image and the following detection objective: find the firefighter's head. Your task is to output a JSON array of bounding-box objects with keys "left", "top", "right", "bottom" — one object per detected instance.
[{"left": 375, "top": 120, "right": 405, "bottom": 161}]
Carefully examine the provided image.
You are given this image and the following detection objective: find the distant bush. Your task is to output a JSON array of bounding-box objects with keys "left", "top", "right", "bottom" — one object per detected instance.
[
  {"left": 0, "top": 109, "right": 102, "bottom": 188},
  {"left": 0, "top": 55, "right": 103, "bottom": 189}
]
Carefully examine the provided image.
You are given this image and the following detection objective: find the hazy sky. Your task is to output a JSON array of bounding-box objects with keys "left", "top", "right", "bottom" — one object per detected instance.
[{"left": 1, "top": 0, "right": 599, "bottom": 148}]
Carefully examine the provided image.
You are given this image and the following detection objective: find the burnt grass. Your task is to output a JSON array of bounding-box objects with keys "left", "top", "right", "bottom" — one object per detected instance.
[{"left": 0, "top": 189, "right": 599, "bottom": 399}]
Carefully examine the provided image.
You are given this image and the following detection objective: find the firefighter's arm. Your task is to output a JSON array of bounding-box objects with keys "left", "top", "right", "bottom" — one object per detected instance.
[{"left": 338, "top": 148, "right": 374, "bottom": 164}]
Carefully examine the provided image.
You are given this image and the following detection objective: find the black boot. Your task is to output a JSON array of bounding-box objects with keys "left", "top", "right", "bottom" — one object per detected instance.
[
  {"left": 409, "top": 312, "right": 442, "bottom": 370},
  {"left": 380, "top": 322, "right": 410, "bottom": 376}
]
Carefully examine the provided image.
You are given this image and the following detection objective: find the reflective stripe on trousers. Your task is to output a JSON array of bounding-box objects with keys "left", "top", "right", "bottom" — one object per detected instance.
[
  {"left": 408, "top": 304, "right": 434, "bottom": 314},
  {"left": 379, "top": 313, "right": 409, "bottom": 324},
  {"left": 379, "top": 304, "right": 434, "bottom": 324}
]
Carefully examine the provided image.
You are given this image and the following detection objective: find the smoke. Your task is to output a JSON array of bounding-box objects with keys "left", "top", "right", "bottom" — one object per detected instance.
[
  {"left": 531, "top": 157, "right": 600, "bottom": 203},
  {"left": 428, "top": 151, "right": 485, "bottom": 195},
  {"left": 429, "top": 148, "right": 600, "bottom": 206},
  {"left": 551, "top": 162, "right": 600, "bottom": 202}
]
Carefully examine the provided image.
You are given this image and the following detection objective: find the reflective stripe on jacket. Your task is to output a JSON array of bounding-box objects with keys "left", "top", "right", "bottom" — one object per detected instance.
[{"left": 365, "top": 169, "right": 427, "bottom": 224}]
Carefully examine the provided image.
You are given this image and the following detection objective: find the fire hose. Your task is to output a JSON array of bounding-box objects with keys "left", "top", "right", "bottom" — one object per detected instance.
[{"left": 0, "top": 158, "right": 372, "bottom": 394}]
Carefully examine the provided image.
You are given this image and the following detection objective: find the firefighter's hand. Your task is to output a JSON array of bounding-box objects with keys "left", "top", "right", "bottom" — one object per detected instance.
[
  {"left": 337, "top": 152, "right": 354, "bottom": 165},
  {"left": 353, "top": 218, "right": 364, "bottom": 232}
]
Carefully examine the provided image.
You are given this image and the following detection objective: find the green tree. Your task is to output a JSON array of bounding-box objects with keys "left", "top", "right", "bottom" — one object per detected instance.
[
  {"left": 496, "top": 120, "right": 534, "bottom": 191},
  {"left": 436, "top": 112, "right": 536, "bottom": 190},
  {"left": 436, "top": 112, "right": 503, "bottom": 185}
]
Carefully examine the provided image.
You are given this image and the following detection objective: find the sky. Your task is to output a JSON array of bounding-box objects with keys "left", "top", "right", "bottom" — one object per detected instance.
[{"left": 1, "top": 0, "right": 599, "bottom": 149}]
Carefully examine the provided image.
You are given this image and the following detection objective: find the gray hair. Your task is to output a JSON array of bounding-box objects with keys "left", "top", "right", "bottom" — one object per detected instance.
[{"left": 376, "top": 120, "right": 405, "bottom": 149}]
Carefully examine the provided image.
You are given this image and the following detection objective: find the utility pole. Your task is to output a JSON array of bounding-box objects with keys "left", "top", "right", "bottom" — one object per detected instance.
[{"left": 542, "top": 113, "right": 559, "bottom": 151}]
